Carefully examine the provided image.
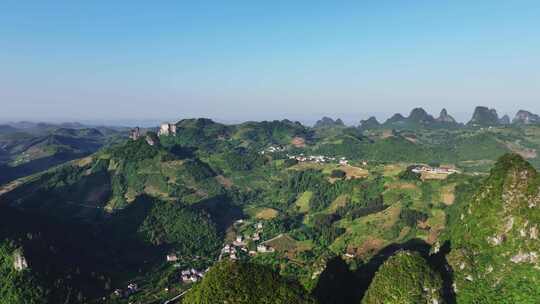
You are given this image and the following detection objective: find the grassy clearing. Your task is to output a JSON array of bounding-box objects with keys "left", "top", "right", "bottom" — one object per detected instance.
[
  {"left": 295, "top": 191, "right": 313, "bottom": 213},
  {"left": 440, "top": 183, "right": 456, "bottom": 205},
  {"left": 385, "top": 181, "right": 418, "bottom": 191},
  {"left": 263, "top": 234, "right": 298, "bottom": 253},
  {"left": 425, "top": 209, "right": 447, "bottom": 244},
  {"left": 255, "top": 208, "right": 279, "bottom": 220},
  {"left": 327, "top": 194, "right": 349, "bottom": 213},
  {"left": 421, "top": 172, "right": 450, "bottom": 180},
  {"left": 383, "top": 164, "right": 407, "bottom": 177},
  {"left": 340, "top": 165, "right": 369, "bottom": 179},
  {"left": 215, "top": 175, "right": 234, "bottom": 188},
  {"left": 331, "top": 204, "right": 402, "bottom": 255}
]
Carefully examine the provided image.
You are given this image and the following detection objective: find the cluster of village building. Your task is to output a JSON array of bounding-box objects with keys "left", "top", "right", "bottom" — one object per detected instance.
[
  {"left": 161, "top": 221, "right": 276, "bottom": 287},
  {"left": 113, "top": 283, "right": 139, "bottom": 299},
  {"left": 260, "top": 145, "right": 286, "bottom": 154},
  {"left": 411, "top": 165, "right": 459, "bottom": 175},
  {"left": 219, "top": 221, "right": 275, "bottom": 261},
  {"left": 165, "top": 253, "right": 208, "bottom": 283},
  {"left": 288, "top": 154, "right": 350, "bottom": 165},
  {"left": 180, "top": 268, "right": 207, "bottom": 283}
]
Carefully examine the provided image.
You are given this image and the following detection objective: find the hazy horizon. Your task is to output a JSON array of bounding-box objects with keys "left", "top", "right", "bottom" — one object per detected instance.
[
  {"left": 0, "top": 107, "right": 530, "bottom": 128},
  {"left": 2, "top": 1, "right": 539, "bottom": 123}
]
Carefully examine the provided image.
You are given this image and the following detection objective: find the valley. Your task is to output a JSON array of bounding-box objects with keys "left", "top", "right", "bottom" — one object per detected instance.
[{"left": 1, "top": 107, "right": 540, "bottom": 303}]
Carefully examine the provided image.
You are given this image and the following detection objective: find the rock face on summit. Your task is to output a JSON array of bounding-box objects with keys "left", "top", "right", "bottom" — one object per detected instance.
[
  {"left": 499, "top": 114, "right": 511, "bottom": 125},
  {"left": 359, "top": 116, "right": 380, "bottom": 129},
  {"left": 467, "top": 106, "right": 500, "bottom": 126},
  {"left": 513, "top": 110, "right": 540, "bottom": 125},
  {"left": 436, "top": 108, "right": 456, "bottom": 123},
  {"left": 382, "top": 108, "right": 459, "bottom": 129},
  {"left": 446, "top": 154, "right": 540, "bottom": 303},
  {"left": 314, "top": 117, "right": 345, "bottom": 129},
  {"left": 408, "top": 108, "right": 435, "bottom": 124}
]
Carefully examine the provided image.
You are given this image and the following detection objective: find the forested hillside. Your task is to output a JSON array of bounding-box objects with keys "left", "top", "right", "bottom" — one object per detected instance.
[{"left": 1, "top": 116, "right": 539, "bottom": 303}]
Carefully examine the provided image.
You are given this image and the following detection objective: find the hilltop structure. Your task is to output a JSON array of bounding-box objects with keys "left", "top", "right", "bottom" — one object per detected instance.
[
  {"left": 12, "top": 249, "right": 28, "bottom": 271},
  {"left": 158, "top": 123, "right": 177, "bottom": 136},
  {"left": 129, "top": 127, "right": 141, "bottom": 140}
]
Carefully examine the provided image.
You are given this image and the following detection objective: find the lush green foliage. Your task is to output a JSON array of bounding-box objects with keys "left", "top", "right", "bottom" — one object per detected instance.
[
  {"left": 138, "top": 200, "right": 221, "bottom": 257},
  {"left": 0, "top": 242, "right": 46, "bottom": 304},
  {"left": 398, "top": 165, "right": 421, "bottom": 181},
  {"left": 445, "top": 154, "right": 540, "bottom": 303},
  {"left": 362, "top": 251, "right": 445, "bottom": 304},
  {"left": 183, "top": 261, "right": 317, "bottom": 304},
  {"left": 4, "top": 118, "right": 540, "bottom": 303}
]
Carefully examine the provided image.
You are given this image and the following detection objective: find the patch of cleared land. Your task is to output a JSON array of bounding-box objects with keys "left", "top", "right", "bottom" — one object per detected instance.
[
  {"left": 503, "top": 141, "right": 537, "bottom": 159},
  {"left": 263, "top": 234, "right": 307, "bottom": 255},
  {"left": 339, "top": 165, "right": 369, "bottom": 179},
  {"left": 76, "top": 156, "right": 94, "bottom": 167},
  {"left": 291, "top": 137, "right": 306, "bottom": 148},
  {"left": 327, "top": 194, "right": 349, "bottom": 213},
  {"left": 440, "top": 184, "right": 456, "bottom": 205},
  {"left": 330, "top": 204, "right": 399, "bottom": 255},
  {"left": 354, "top": 237, "right": 385, "bottom": 258},
  {"left": 215, "top": 175, "right": 234, "bottom": 188},
  {"left": 386, "top": 181, "right": 418, "bottom": 191},
  {"left": 253, "top": 207, "right": 279, "bottom": 220},
  {"left": 421, "top": 172, "right": 450, "bottom": 180},
  {"left": 383, "top": 164, "right": 407, "bottom": 177},
  {"left": 295, "top": 191, "right": 313, "bottom": 213},
  {"left": 425, "top": 209, "right": 447, "bottom": 244}
]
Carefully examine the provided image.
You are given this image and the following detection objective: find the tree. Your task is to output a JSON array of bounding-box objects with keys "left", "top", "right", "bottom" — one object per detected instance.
[{"left": 330, "top": 169, "right": 346, "bottom": 179}]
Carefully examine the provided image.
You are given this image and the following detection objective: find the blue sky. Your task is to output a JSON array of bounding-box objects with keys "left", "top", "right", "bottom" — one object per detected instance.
[{"left": 1, "top": 1, "right": 539, "bottom": 124}]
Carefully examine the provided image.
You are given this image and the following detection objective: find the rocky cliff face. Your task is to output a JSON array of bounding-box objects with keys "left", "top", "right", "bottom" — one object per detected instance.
[
  {"left": 446, "top": 154, "right": 540, "bottom": 303},
  {"left": 513, "top": 110, "right": 540, "bottom": 125},
  {"left": 436, "top": 108, "right": 457, "bottom": 123},
  {"left": 359, "top": 117, "right": 380, "bottom": 129},
  {"left": 382, "top": 108, "right": 459, "bottom": 129},
  {"left": 499, "top": 114, "right": 511, "bottom": 125},
  {"left": 467, "top": 106, "right": 501, "bottom": 126},
  {"left": 314, "top": 117, "right": 345, "bottom": 129},
  {"left": 408, "top": 107, "right": 435, "bottom": 124},
  {"left": 385, "top": 113, "right": 407, "bottom": 124}
]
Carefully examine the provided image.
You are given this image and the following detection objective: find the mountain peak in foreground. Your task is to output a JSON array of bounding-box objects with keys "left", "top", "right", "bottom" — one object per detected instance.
[
  {"left": 446, "top": 153, "right": 540, "bottom": 303},
  {"left": 362, "top": 250, "right": 445, "bottom": 304},
  {"left": 183, "top": 261, "right": 316, "bottom": 304}
]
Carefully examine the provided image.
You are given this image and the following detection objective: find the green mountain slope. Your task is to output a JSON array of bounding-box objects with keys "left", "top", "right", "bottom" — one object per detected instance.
[
  {"left": 361, "top": 250, "right": 445, "bottom": 304},
  {"left": 183, "top": 261, "right": 317, "bottom": 304},
  {"left": 0, "top": 241, "right": 47, "bottom": 304},
  {"left": 445, "top": 154, "right": 540, "bottom": 303}
]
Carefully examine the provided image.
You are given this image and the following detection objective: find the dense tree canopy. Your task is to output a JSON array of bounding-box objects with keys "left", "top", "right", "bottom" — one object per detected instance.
[
  {"left": 0, "top": 241, "right": 47, "bottom": 304},
  {"left": 362, "top": 251, "right": 445, "bottom": 304},
  {"left": 183, "top": 261, "right": 317, "bottom": 304}
]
